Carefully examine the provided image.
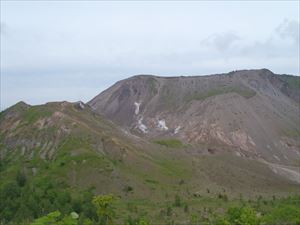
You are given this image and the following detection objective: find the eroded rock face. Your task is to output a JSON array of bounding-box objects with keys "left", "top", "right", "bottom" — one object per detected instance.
[
  {"left": 230, "top": 129, "right": 256, "bottom": 152},
  {"left": 0, "top": 101, "right": 132, "bottom": 163},
  {"left": 88, "top": 69, "right": 300, "bottom": 164}
]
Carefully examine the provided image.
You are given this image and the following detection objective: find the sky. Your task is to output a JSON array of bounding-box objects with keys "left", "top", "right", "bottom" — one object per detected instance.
[{"left": 0, "top": 1, "right": 299, "bottom": 110}]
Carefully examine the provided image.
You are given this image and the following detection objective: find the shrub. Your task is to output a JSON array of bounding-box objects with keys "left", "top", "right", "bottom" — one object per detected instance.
[
  {"left": 166, "top": 206, "right": 172, "bottom": 216},
  {"left": 184, "top": 204, "right": 189, "bottom": 213},
  {"left": 214, "top": 217, "right": 231, "bottom": 225},
  {"left": 92, "top": 194, "right": 115, "bottom": 225},
  {"left": 30, "top": 211, "right": 79, "bottom": 225},
  {"left": 174, "top": 195, "right": 181, "bottom": 207},
  {"left": 262, "top": 205, "right": 300, "bottom": 225},
  {"left": 123, "top": 185, "right": 133, "bottom": 193},
  {"left": 218, "top": 193, "right": 228, "bottom": 202},
  {"left": 153, "top": 139, "right": 183, "bottom": 148},
  {"left": 16, "top": 171, "right": 27, "bottom": 187},
  {"left": 227, "top": 206, "right": 260, "bottom": 225}
]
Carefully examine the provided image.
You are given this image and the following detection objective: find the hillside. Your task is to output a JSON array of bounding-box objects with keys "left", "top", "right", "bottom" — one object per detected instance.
[
  {"left": 0, "top": 69, "right": 300, "bottom": 224},
  {"left": 88, "top": 69, "right": 300, "bottom": 166}
]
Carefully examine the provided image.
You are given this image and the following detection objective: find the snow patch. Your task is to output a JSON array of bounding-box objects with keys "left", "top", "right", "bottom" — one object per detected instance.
[
  {"left": 235, "top": 152, "right": 242, "bottom": 157},
  {"left": 78, "top": 101, "right": 85, "bottom": 109},
  {"left": 174, "top": 126, "right": 181, "bottom": 134},
  {"left": 134, "top": 102, "right": 141, "bottom": 115},
  {"left": 138, "top": 117, "right": 148, "bottom": 133},
  {"left": 158, "top": 119, "right": 168, "bottom": 131}
]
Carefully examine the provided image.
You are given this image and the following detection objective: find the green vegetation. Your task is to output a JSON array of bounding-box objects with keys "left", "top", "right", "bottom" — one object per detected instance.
[
  {"left": 153, "top": 139, "right": 183, "bottom": 148},
  {"left": 144, "top": 179, "right": 159, "bottom": 184},
  {"left": 147, "top": 77, "right": 158, "bottom": 95},
  {"left": 186, "top": 86, "right": 256, "bottom": 102},
  {"left": 1, "top": 100, "right": 300, "bottom": 225},
  {"left": 23, "top": 106, "right": 54, "bottom": 124},
  {"left": 1, "top": 149, "right": 300, "bottom": 225},
  {"left": 223, "top": 206, "right": 260, "bottom": 225},
  {"left": 0, "top": 173, "right": 97, "bottom": 225},
  {"left": 30, "top": 211, "right": 79, "bottom": 225},
  {"left": 160, "top": 86, "right": 177, "bottom": 109},
  {"left": 173, "top": 195, "right": 181, "bottom": 207},
  {"left": 278, "top": 75, "right": 300, "bottom": 91},
  {"left": 282, "top": 129, "right": 300, "bottom": 137},
  {"left": 263, "top": 203, "right": 300, "bottom": 224},
  {"left": 24, "top": 193, "right": 300, "bottom": 225},
  {"left": 29, "top": 194, "right": 119, "bottom": 225},
  {"left": 92, "top": 195, "right": 115, "bottom": 225}
]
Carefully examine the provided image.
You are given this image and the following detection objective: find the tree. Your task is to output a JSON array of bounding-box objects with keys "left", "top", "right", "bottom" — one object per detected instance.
[
  {"left": 92, "top": 194, "right": 116, "bottom": 225},
  {"left": 227, "top": 206, "right": 260, "bottom": 225},
  {"left": 239, "top": 207, "right": 260, "bottom": 225},
  {"left": 137, "top": 218, "right": 150, "bottom": 225},
  {"left": 58, "top": 212, "right": 79, "bottom": 225},
  {"left": 30, "top": 211, "right": 79, "bottom": 225},
  {"left": 30, "top": 211, "right": 61, "bottom": 225}
]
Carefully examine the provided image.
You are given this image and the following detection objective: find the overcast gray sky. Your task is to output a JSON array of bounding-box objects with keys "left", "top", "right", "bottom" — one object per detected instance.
[{"left": 1, "top": 1, "right": 299, "bottom": 110}]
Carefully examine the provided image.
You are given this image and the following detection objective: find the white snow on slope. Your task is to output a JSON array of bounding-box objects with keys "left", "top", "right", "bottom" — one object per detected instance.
[
  {"left": 174, "top": 126, "right": 181, "bottom": 134},
  {"left": 138, "top": 117, "right": 148, "bottom": 133},
  {"left": 158, "top": 119, "right": 168, "bottom": 131},
  {"left": 78, "top": 101, "right": 85, "bottom": 109},
  {"left": 134, "top": 102, "right": 141, "bottom": 115}
]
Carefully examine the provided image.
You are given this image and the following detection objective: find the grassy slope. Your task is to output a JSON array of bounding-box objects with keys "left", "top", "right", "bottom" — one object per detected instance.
[
  {"left": 0, "top": 102, "right": 299, "bottom": 224},
  {"left": 185, "top": 86, "right": 256, "bottom": 103},
  {"left": 278, "top": 75, "right": 300, "bottom": 91}
]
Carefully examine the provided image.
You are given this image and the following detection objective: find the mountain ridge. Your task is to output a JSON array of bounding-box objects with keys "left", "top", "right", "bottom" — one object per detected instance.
[
  {"left": 88, "top": 69, "right": 300, "bottom": 166},
  {"left": 1, "top": 69, "right": 300, "bottom": 224}
]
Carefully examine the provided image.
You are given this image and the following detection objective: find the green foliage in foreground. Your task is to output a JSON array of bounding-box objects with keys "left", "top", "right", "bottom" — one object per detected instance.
[
  {"left": 28, "top": 195, "right": 300, "bottom": 225},
  {"left": 0, "top": 176, "right": 97, "bottom": 225},
  {"left": 221, "top": 206, "right": 260, "bottom": 225},
  {"left": 153, "top": 139, "right": 183, "bottom": 148},
  {"left": 263, "top": 204, "right": 300, "bottom": 225},
  {"left": 30, "top": 211, "right": 78, "bottom": 225},
  {"left": 1, "top": 169, "right": 300, "bottom": 225},
  {"left": 92, "top": 195, "right": 115, "bottom": 225}
]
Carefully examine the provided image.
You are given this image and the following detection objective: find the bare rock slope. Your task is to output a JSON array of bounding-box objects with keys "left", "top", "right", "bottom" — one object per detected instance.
[{"left": 88, "top": 69, "right": 300, "bottom": 165}]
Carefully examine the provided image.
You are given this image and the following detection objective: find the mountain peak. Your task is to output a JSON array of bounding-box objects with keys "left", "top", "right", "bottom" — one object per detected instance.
[
  {"left": 88, "top": 70, "right": 300, "bottom": 165},
  {"left": 15, "top": 101, "right": 30, "bottom": 107},
  {"left": 3, "top": 101, "right": 31, "bottom": 114}
]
